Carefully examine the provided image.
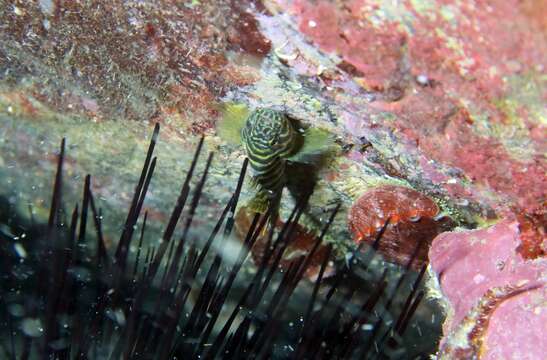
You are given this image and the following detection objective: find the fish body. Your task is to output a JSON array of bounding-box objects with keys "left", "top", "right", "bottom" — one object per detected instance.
[
  {"left": 217, "top": 103, "right": 337, "bottom": 214},
  {"left": 241, "top": 108, "right": 297, "bottom": 198}
]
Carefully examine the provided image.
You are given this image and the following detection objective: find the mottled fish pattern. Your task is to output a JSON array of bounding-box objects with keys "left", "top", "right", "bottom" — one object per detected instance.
[{"left": 241, "top": 108, "right": 297, "bottom": 197}]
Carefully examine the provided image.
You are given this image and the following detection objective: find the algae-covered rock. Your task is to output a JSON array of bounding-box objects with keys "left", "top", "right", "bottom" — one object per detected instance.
[
  {"left": 2, "top": 0, "right": 545, "bottom": 254},
  {"left": 1, "top": 1, "right": 545, "bottom": 357}
]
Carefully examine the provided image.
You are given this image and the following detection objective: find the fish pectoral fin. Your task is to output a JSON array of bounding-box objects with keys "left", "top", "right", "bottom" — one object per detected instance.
[
  {"left": 287, "top": 128, "right": 338, "bottom": 164},
  {"left": 216, "top": 102, "right": 249, "bottom": 145}
]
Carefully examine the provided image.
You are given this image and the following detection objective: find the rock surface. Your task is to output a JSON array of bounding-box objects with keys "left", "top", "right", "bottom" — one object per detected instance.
[
  {"left": 429, "top": 220, "right": 546, "bottom": 359},
  {"left": 0, "top": 1, "right": 545, "bottom": 356},
  {"left": 1, "top": 0, "right": 544, "bottom": 252}
]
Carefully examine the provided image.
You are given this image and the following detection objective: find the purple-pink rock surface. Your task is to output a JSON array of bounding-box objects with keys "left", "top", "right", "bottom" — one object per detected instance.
[{"left": 429, "top": 220, "right": 546, "bottom": 359}]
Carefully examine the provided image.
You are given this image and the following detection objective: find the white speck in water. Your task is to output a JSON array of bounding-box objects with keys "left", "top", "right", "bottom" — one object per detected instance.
[
  {"left": 456, "top": 198, "right": 470, "bottom": 206},
  {"left": 14, "top": 243, "right": 27, "bottom": 258},
  {"left": 308, "top": 20, "right": 317, "bottom": 28},
  {"left": 416, "top": 74, "right": 429, "bottom": 85},
  {"left": 21, "top": 318, "right": 44, "bottom": 337},
  {"left": 8, "top": 304, "right": 24, "bottom": 317},
  {"left": 49, "top": 337, "right": 69, "bottom": 350},
  {"left": 39, "top": 0, "right": 55, "bottom": 15},
  {"left": 362, "top": 323, "right": 373, "bottom": 331},
  {"left": 109, "top": 309, "right": 126, "bottom": 326},
  {"left": 433, "top": 213, "right": 446, "bottom": 221}
]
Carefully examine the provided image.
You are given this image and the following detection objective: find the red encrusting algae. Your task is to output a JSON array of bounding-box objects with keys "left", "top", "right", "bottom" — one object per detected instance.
[
  {"left": 348, "top": 185, "right": 453, "bottom": 270},
  {"left": 285, "top": 0, "right": 547, "bottom": 233},
  {"left": 516, "top": 211, "right": 546, "bottom": 259}
]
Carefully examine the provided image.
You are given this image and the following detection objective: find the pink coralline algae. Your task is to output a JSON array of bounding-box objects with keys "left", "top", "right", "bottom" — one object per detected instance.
[
  {"left": 429, "top": 220, "right": 546, "bottom": 359},
  {"left": 348, "top": 185, "right": 453, "bottom": 270}
]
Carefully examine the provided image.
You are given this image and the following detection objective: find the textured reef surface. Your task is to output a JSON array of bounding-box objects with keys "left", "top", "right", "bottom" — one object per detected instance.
[
  {"left": 0, "top": 0, "right": 545, "bottom": 358},
  {"left": 429, "top": 220, "right": 546, "bottom": 359}
]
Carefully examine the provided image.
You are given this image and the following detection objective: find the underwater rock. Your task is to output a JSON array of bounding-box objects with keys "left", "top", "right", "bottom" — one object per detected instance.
[
  {"left": 280, "top": 0, "right": 546, "bottom": 221},
  {"left": 1, "top": 0, "right": 545, "bottom": 358},
  {"left": 348, "top": 185, "right": 453, "bottom": 270},
  {"left": 1, "top": 0, "right": 544, "bottom": 260},
  {"left": 429, "top": 220, "right": 547, "bottom": 359},
  {"left": 0, "top": 0, "right": 267, "bottom": 126}
]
